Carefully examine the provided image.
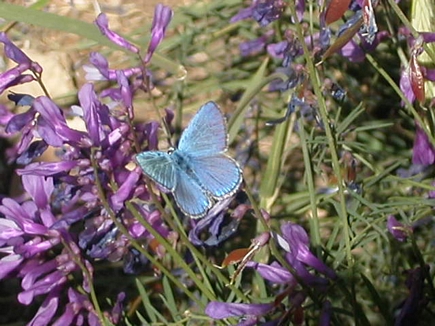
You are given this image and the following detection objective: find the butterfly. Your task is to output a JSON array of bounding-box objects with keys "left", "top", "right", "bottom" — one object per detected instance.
[{"left": 136, "top": 101, "right": 243, "bottom": 218}]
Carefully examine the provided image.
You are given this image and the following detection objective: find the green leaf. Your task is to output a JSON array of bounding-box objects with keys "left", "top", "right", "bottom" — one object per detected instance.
[
  {"left": 361, "top": 273, "right": 393, "bottom": 324},
  {"left": 0, "top": 3, "right": 121, "bottom": 50},
  {"left": 136, "top": 278, "right": 167, "bottom": 324},
  {"left": 161, "top": 275, "right": 181, "bottom": 321},
  {"left": 228, "top": 57, "right": 270, "bottom": 144}
]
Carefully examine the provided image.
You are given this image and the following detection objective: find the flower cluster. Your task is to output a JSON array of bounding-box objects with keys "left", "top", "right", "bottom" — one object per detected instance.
[
  {"left": 0, "top": 4, "right": 174, "bottom": 324},
  {"left": 206, "top": 222, "right": 336, "bottom": 324}
]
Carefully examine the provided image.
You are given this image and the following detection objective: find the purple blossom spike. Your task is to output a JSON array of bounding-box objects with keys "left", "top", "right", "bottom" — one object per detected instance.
[
  {"left": 267, "top": 32, "right": 302, "bottom": 66},
  {"left": 22, "top": 174, "right": 54, "bottom": 209},
  {"left": 338, "top": 39, "right": 366, "bottom": 62},
  {"left": 84, "top": 52, "right": 110, "bottom": 81},
  {"left": 145, "top": 4, "right": 174, "bottom": 64},
  {"left": 95, "top": 13, "right": 139, "bottom": 53}
]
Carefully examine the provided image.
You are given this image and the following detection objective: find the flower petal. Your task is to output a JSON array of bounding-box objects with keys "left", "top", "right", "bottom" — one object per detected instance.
[{"left": 205, "top": 301, "right": 274, "bottom": 319}]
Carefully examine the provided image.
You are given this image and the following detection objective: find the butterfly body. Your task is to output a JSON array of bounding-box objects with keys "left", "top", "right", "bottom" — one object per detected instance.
[{"left": 136, "top": 102, "right": 242, "bottom": 218}]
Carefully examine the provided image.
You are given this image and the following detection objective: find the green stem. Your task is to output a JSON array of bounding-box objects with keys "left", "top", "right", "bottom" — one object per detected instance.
[
  {"left": 287, "top": 1, "right": 352, "bottom": 264},
  {"left": 60, "top": 237, "right": 106, "bottom": 325},
  {"left": 298, "top": 118, "right": 321, "bottom": 248}
]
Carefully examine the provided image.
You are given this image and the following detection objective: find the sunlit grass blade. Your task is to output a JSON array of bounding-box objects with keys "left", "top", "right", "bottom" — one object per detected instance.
[
  {"left": 228, "top": 57, "right": 270, "bottom": 144},
  {"left": 161, "top": 275, "right": 182, "bottom": 322},
  {"left": 135, "top": 278, "right": 168, "bottom": 324}
]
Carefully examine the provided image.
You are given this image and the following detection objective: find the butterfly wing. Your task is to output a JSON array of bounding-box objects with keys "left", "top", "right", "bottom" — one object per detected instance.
[
  {"left": 188, "top": 154, "right": 242, "bottom": 199},
  {"left": 136, "top": 151, "right": 176, "bottom": 191},
  {"left": 173, "top": 167, "right": 212, "bottom": 218},
  {"left": 178, "top": 101, "right": 228, "bottom": 156}
]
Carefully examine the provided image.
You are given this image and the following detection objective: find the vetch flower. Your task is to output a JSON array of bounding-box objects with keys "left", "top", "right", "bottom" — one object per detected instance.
[
  {"left": 394, "top": 266, "right": 429, "bottom": 325},
  {"left": 145, "top": 4, "right": 174, "bottom": 64},
  {"left": 0, "top": 175, "right": 95, "bottom": 322},
  {"left": 95, "top": 13, "right": 139, "bottom": 54},
  {"left": 0, "top": 33, "right": 42, "bottom": 96},
  {"left": 206, "top": 222, "right": 336, "bottom": 324},
  {"left": 84, "top": 51, "right": 142, "bottom": 82},
  {"left": 279, "top": 223, "right": 337, "bottom": 279},
  {"left": 412, "top": 123, "right": 435, "bottom": 166},
  {"left": 230, "top": 0, "right": 285, "bottom": 26},
  {"left": 252, "top": 0, "right": 286, "bottom": 27},
  {"left": 0, "top": 32, "right": 42, "bottom": 73},
  {"left": 240, "top": 30, "right": 274, "bottom": 57},
  {"left": 387, "top": 216, "right": 411, "bottom": 242},
  {"left": 205, "top": 301, "right": 275, "bottom": 320},
  {"left": 189, "top": 197, "right": 242, "bottom": 246}
]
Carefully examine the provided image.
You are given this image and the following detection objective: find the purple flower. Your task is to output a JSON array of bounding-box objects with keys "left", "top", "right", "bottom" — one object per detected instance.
[
  {"left": 0, "top": 8, "right": 181, "bottom": 324},
  {"left": 252, "top": 0, "right": 286, "bottom": 26},
  {"left": 206, "top": 222, "right": 335, "bottom": 323},
  {"left": 230, "top": 0, "right": 285, "bottom": 26},
  {"left": 17, "top": 160, "right": 85, "bottom": 176},
  {"left": 268, "top": 65, "right": 305, "bottom": 92},
  {"left": 280, "top": 222, "right": 337, "bottom": 279},
  {"left": 400, "top": 66, "right": 415, "bottom": 104},
  {"left": 84, "top": 52, "right": 142, "bottom": 82},
  {"left": 267, "top": 33, "right": 302, "bottom": 67},
  {"left": 95, "top": 13, "right": 139, "bottom": 54},
  {"left": 189, "top": 197, "right": 241, "bottom": 246},
  {"left": 78, "top": 83, "right": 111, "bottom": 146},
  {"left": 0, "top": 63, "right": 35, "bottom": 95},
  {"left": 205, "top": 301, "right": 275, "bottom": 319},
  {"left": 230, "top": 1, "right": 257, "bottom": 23},
  {"left": 387, "top": 216, "right": 411, "bottom": 242},
  {"left": 320, "top": 300, "right": 332, "bottom": 326},
  {"left": 412, "top": 123, "right": 435, "bottom": 166},
  {"left": 247, "top": 260, "right": 296, "bottom": 284},
  {"left": 0, "top": 33, "right": 42, "bottom": 96},
  {"left": 394, "top": 266, "right": 429, "bottom": 325},
  {"left": 109, "top": 168, "right": 141, "bottom": 211},
  {"left": 240, "top": 31, "right": 274, "bottom": 57},
  {"left": 145, "top": 4, "right": 174, "bottom": 64},
  {"left": 34, "top": 97, "right": 89, "bottom": 147},
  {"left": 0, "top": 32, "right": 42, "bottom": 73}
]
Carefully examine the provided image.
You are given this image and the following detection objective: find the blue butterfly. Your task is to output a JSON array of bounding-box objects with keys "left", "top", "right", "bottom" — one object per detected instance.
[{"left": 136, "top": 101, "right": 243, "bottom": 218}]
